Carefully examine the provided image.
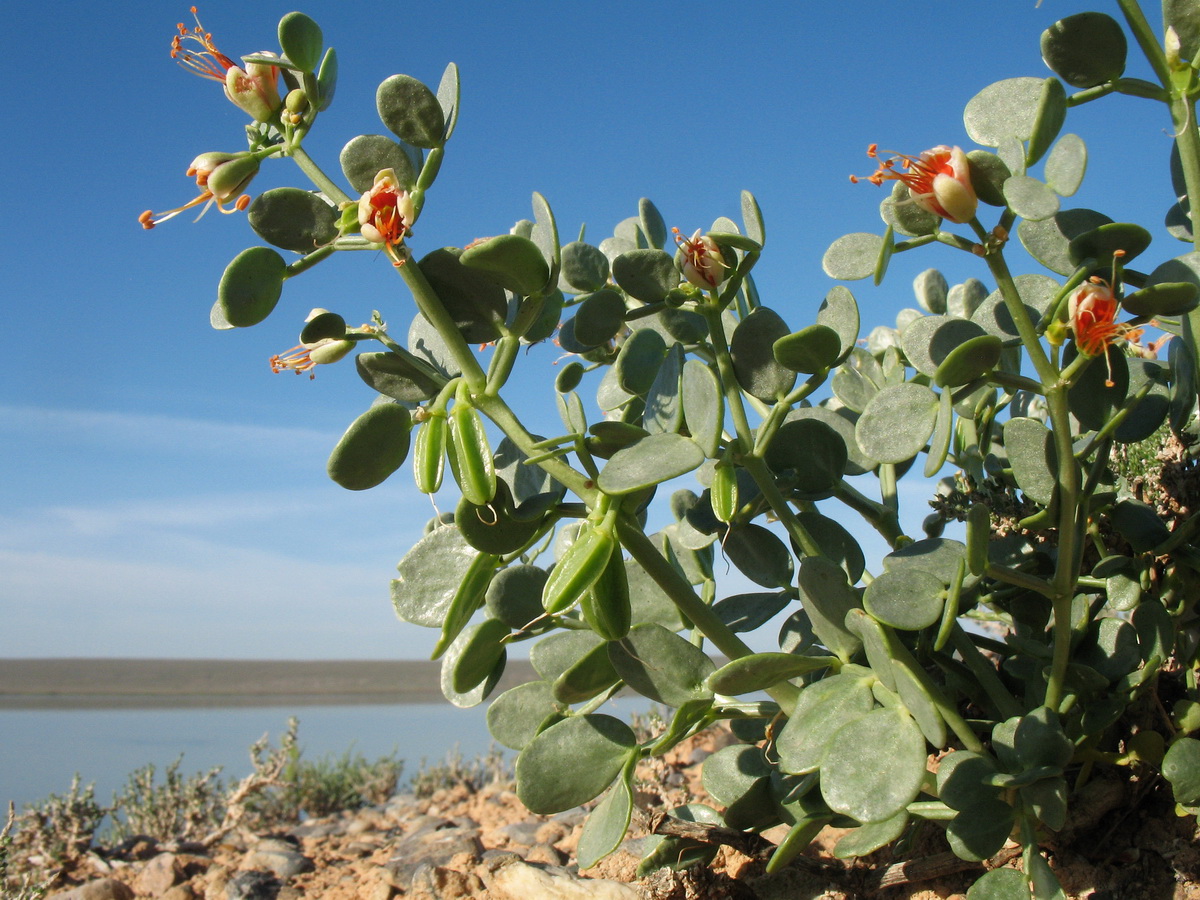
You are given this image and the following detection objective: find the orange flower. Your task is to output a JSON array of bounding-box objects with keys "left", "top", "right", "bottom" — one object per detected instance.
[
  {"left": 1069, "top": 278, "right": 1124, "bottom": 357},
  {"left": 358, "top": 169, "right": 416, "bottom": 265},
  {"left": 673, "top": 228, "right": 728, "bottom": 289},
  {"left": 139, "top": 152, "right": 258, "bottom": 229},
  {"left": 171, "top": 7, "right": 281, "bottom": 122},
  {"left": 852, "top": 144, "right": 978, "bottom": 224}
]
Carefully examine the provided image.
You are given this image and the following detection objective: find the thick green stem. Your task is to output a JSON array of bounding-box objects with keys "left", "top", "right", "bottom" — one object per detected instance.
[
  {"left": 951, "top": 625, "right": 1023, "bottom": 720},
  {"left": 398, "top": 263, "right": 489, "bottom": 395},
  {"left": 1116, "top": 0, "right": 1172, "bottom": 86},
  {"left": 290, "top": 145, "right": 352, "bottom": 205},
  {"left": 616, "top": 517, "right": 799, "bottom": 715}
]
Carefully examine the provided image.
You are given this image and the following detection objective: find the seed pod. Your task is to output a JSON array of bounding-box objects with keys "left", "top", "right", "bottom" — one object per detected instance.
[
  {"left": 448, "top": 391, "right": 496, "bottom": 505},
  {"left": 413, "top": 412, "right": 447, "bottom": 494},
  {"left": 432, "top": 550, "right": 500, "bottom": 659},
  {"left": 580, "top": 544, "right": 631, "bottom": 641},
  {"left": 966, "top": 503, "right": 990, "bottom": 577},
  {"left": 710, "top": 456, "right": 739, "bottom": 524},
  {"left": 542, "top": 522, "right": 616, "bottom": 615}
]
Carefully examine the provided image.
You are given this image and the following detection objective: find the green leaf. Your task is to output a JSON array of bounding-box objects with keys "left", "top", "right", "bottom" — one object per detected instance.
[
  {"left": 723, "top": 523, "right": 795, "bottom": 589},
  {"left": 439, "top": 619, "right": 505, "bottom": 708},
  {"left": 1065, "top": 343, "right": 1129, "bottom": 432},
  {"left": 1017, "top": 209, "right": 1112, "bottom": 276},
  {"left": 701, "top": 744, "right": 778, "bottom": 830},
  {"left": 277, "top": 11, "right": 323, "bottom": 72},
  {"left": 967, "top": 867, "right": 1032, "bottom": 900},
  {"left": 615, "top": 327, "right": 667, "bottom": 396},
  {"left": 1164, "top": 737, "right": 1200, "bottom": 805},
  {"left": 1068, "top": 222, "right": 1152, "bottom": 267},
  {"left": 609, "top": 623, "right": 715, "bottom": 707},
  {"left": 938, "top": 751, "right": 1002, "bottom": 811},
  {"left": 392, "top": 525, "right": 481, "bottom": 628},
  {"left": 560, "top": 241, "right": 611, "bottom": 293},
  {"left": 971, "top": 275, "right": 1058, "bottom": 340},
  {"left": 552, "top": 639, "right": 621, "bottom": 704},
  {"left": 1044, "top": 134, "right": 1087, "bottom": 197},
  {"left": 417, "top": 247, "right": 507, "bottom": 344},
  {"left": 862, "top": 568, "right": 945, "bottom": 631},
  {"left": 315, "top": 47, "right": 337, "bottom": 111},
  {"left": 798, "top": 557, "right": 863, "bottom": 661},
  {"left": 530, "top": 629, "right": 604, "bottom": 682},
  {"left": 327, "top": 401, "right": 411, "bottom": 491},
  {"left": 1015, "top": 707, "right": 1073, "bottom": 769},
  {"left": 823, "top": 233, "right": 884, "bottom": 281},
  {"left": 643, "top": 343, "right": 684, "bottom": 435},
  {"left": 577, "top": 769, "right": 634, "bottom": 868},
  {"left": 247, "top": 189, "right": 338, "bottom": 253},
  {"left": 1167, "top": 0, "right": 1200, "bottom": 61},
  {"left": 964, "top": 77, "right": 1050, "bottom": 148},
  {"left": 764, "top": 419, "right": 847, "bottom": 496},
  {"left": 638, "top": 198, "right": 667, "bottom": 250},
  {"left": 1004, "top": 176, "right": 1060, "bottom": 222},
  {"left": 968, "top": 150, "right": 1012, "bottom": 207},
  {"left": 487, "top": 681, "right": 563, "bottom": 751},
  {"left": 1121, "top": 281, "right": 1199, "bottom": 317},
  {"left": 855, "top": 383, "right": 939, "bottom": 465},
  {"left": 816, "top": 286, "right": 860, "bottom": 363},
  {"left": 820, "top": 707, "right": 926, "bottom": 823},
  {"left": 1040, "top": 13, "right": 1127, "bottom": 88},
  {"left": 681, "top": 360, "right": 724, "bottom": 458},
  {"left": 573, "top": 289, "right": 626, "bottom": 345},
  {"left": 776, "top": 672, "right": 874, "bottom": 775},
  {"left": 611, "top": 249, "right": 677, "bottom": 303},
  {"left": 597, "top": 433, "right": 703, "bottom": 495},
  {"left": 882, "top": 537, "right": 967, "bottom": 585},
  {"left": 833, "top": 811, "right": 908, "bottom": 859},
  {"left": 1004, "top": 417, "right": 1058, "bottom": 507},
  {"left": 731, "top": 307, "right": 797, "bottom": 402},
  {"left": 460, "top": 234, "right": 550, "bottom": 296},
  {"left": 436, "top": 62, "right": 460, "bottom": 142},
  {"left": 773, "top": 324, "right": 843, "bottom": 374},
  {"left": 741, "top": 190, "right": 766, "bottom": 246},
  {"left": 376, "top": 74, "right": 445, "bottom": 149},
  {"left": 516, "top": 714, "right": 635, "bottom": 814},
  {"left": 1027, "top": 77, "right": 1067, "bottom": 167},
  {"left": 340, "top": 134, "right": 419, "bottom": 193},
  {"left": 216, "top": 247, "right": 286, "bottom": 328},
  {"left": 946, "top": 798, "right": 1014, "bottom": 861},
  {"left": 355, "top": 351, "right": 443, "bottom": 403}
]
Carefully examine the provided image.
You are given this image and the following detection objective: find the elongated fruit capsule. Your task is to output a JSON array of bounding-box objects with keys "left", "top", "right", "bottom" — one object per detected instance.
[
  {"left": 433, "top": 550, "right": 499, "bottom": 659},
  {"left": 710, "top": 456, "right": 739, "bottom": 524},
  {"left": 413, "top": 412, "right": 447, "bottom": 495},
  {"left": 542, "top": 522, "right": 616, "bottom": 615},
  {"left": 580, "top": 543, "right": 631, "bottom": 641},
  {"left": 966, "top": 503, "right": 990, "bottom": 577},
  {"left": 448, "top": 393, "right": 496, "bottom": 505}
]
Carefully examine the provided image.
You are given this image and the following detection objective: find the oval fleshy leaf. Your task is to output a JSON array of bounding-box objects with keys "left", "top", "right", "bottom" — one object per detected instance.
[
  {"left": 516, "top": 714, "right": 635, "bottom": 814},
  {"left": 486, "top": 681, "right": 563, "bottom": 751},
  {"left": 248, "top": 188, "right": 339, "bottom": 253},
  {"left": 964, "top": 77, "right": 1047, "bottom": 148},
  {"left": 327, "top": 401, "right": 412, "bottom": 491},
  {"left": 855, "top": 383, "right": 939, "bottom": 465},
  {"left": 597, "top": 433, "right": 704, "bottom": 496},
  {"left": 1041, "top": 12, "right": 1127, "bottom": 88},
  {"left": 862, "top": 568, "right": 945, "bottom": 631},
  {"left": 340, "top": 134, "right": 419, "bottom": 193},
  {"left": 560, "top": 241, "right": 611, "bottom": 293},
  {"left": 820, "top": 707, "right": 926, "bottom": 823},
  {"left": 823, "top": 233, "right": 884, "bottom": 281},
  {"left": 1045, "top": 134, "right": 1087, "bottom": 197},
  {"left": 612, "top": 249, "right": 677, "bottom": 303},
  {"left": 1004, "top": 175, "right": 1060, "bottom": 222},
  {"left": 376, "top": 74, "right": 445, "bottom": 149},
  {"left": 773, "top": 324, "right": 843, "bottom": 374},
  {"left": 731, "top": 307, "right": 796, "bottom": 402},
  {"left": 460, "top": 234, "right": 550, "bottom": 296},
  {"left": 1017, "top": 208, "right": 1112, "bottom": 275},
  {"left": 609, "top": 623, "right": 715, "bottom": 707},
  {"left": 217, "top": 247, "right": 287, "bottom": 328},
  {"left": 277, "top": 11, "right": 323, "bottom": 72},
  {"left": 392, "top": 525, "right": 480, "bottom": 628},
  {"left": 681, "top": 360, "right": 724, "bottom": 458}
]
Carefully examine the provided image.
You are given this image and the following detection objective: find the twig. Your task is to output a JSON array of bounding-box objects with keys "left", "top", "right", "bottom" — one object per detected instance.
[{"left": 876, "top": 846, "right": 1021, "bottom": 888}]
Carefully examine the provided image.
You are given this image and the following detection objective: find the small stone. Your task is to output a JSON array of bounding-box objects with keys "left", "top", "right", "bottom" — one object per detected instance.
[
  {"left": 526, "top": 843, "right": 567, "bottom": 866},
  {"left": 535, "top": 821, "right": 568, "bottom": 845},
  {"left": 47, "top": 879, "right": 135, "bottom": 900},
  {"left": 384, "top": 824, "right": 482, "bottom": 889},
  {"left": 241, "top": 839, "right": 314, "bottom": 880},
  {"left": 162, "top": 885, "right": 198, "bottom": 900},
  {"left": 490, "top": 860, "right": 640, "bottom": 899},
  {"left": 499, "top": 821, "right": 540, "bottom": 846},
  {"left": 136, "top": 852, "right": 182, "bottom": 895},
  {"left": 224, "top": 870, "right": 279, "bottom": 900}
]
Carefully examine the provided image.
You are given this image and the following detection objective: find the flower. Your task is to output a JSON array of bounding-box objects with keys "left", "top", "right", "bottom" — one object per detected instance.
[
  {"left": 358, "top": 169, "right": 416, "bottom": 265},
  {"left": 851, "top": 145, "right": 978, "bottom": 224},
  {"left": 1069, "top": 278, "right": 1124, "bottom": 358},
  {"left": 139, "top": 151, "right": 259, "bottom": 229},
  {"left": 270, "top": 338, "right": 355, "bottom": 378},
  {"left": 171, "top": 7, "right": 281, "bottom": 122},
  {"left": 673, "top": 228, "right": 728, "bottom": 289}
]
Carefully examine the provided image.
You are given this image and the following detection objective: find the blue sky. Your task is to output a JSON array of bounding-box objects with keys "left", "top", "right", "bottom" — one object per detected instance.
[{"left": 1, "top": 2, "right": 1180, "bottom": 658}]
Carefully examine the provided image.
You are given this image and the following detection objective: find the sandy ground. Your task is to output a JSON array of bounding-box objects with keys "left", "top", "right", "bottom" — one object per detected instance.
[{"left": 0, "top": 659, "right": 537, "bottom": 709}]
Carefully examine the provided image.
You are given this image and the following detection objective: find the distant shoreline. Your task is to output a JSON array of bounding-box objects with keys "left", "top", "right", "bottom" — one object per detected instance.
[{"left": 0, "top": 659, "right": 537, "bottom": 710}]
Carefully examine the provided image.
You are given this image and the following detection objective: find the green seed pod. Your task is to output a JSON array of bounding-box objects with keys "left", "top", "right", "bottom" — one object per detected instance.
[
  {"left": 966, "top": 503, "right": 990, "bottom": 577},
  {"left": 448, "top": 390, "right": 496, "bottom": 505},
  {"left": 542, "top": 522, "right": 616, "bottom": 615},
  {"left": 432, "top": 550, "right": 500, "bottom": 660},
  {"left": 579, "top": 544, "right": 632, "bottom": 641},
  {"left": 710, "top": 456, "right": 739, "bottom": 524},
  {"left": 413, "top": 412, "right": 447, "bottom": 495}
]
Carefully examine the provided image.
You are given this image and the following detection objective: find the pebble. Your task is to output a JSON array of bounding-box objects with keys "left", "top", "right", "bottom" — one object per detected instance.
[
  {"left": 135, "top": 851, "right": 182, "bottom": 895},
  {"left": 46, "top": 879, "right": 135, "bottom": 900},
  {"left": 224, "top": 870, "right": 279, "bottom": 900},
  {"left": 240, "top": 838, "right": 314, "bottom": 879},
  {"left": 383, "top": 821, "right": 483, "bottom": 889},
  {"left": 490, "top": 860, "right": 640, "bottom": 899}
]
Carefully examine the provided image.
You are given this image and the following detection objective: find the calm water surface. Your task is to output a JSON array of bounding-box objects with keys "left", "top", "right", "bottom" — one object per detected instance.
[{"left": 0, "top": 702, "right": 498, "bottom": 814}]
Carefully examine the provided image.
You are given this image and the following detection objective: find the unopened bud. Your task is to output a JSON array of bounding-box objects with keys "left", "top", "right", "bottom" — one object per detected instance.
[
  {"left": 306, "top": 338, "right": 355, "bottom": 366},
  {"left": 204, "top": 154, "right": 261, "bottom": 202}
]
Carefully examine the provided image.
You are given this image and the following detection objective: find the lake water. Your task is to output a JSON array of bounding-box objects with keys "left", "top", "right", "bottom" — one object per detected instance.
[{"left": 0, "top": 701, "right": 500, "bottom": 815}]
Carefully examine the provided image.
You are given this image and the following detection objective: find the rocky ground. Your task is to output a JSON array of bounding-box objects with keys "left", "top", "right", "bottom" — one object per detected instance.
[{"left": 30, "top": 729, "right": 1200, "bottom": 900}]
